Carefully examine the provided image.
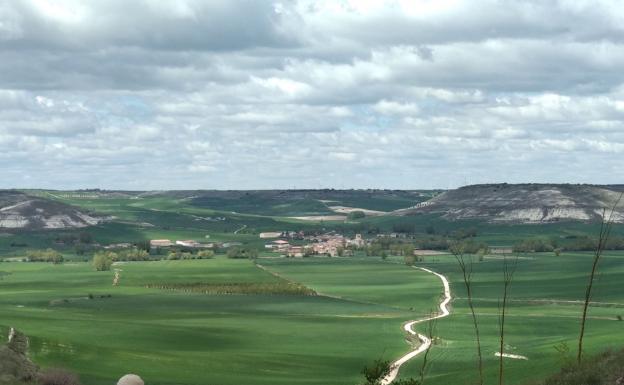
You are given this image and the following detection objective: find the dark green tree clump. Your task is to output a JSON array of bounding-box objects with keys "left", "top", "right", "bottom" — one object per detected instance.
[
  {"left": 25, "top": 249, "right": 63, "bottom": 264},
  {"left": 348, "top": 211, "right": 366, "bottom": 220}
]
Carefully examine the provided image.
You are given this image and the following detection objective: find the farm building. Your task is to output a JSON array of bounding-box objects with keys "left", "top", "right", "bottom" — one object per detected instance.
[
  {"left": 347, "top": 234, "right": 365, "bottom": 248},
  {"left": 150, "top": 239, "right": 173, "bottom": 247},
  {"left": 287, "top": 246, "right": 306, "bottom": 257},
  {"left": 176, "top": 240, "right": 200, "bottom": 248},
  {"left": 259, "top": 232, "right": 282, "bottom": 239},
  {"left": 104, "top": 243, "right": 133, "bottom": 249}
]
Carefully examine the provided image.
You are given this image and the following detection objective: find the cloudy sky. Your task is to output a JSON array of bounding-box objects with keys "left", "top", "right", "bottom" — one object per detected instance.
[{"left": 1, "top": 0, "right": 624, "bottom": 190}]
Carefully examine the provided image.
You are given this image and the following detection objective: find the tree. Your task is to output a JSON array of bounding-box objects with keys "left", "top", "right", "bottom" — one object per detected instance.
[
  {"left": 227, "top": 247, "right": 242, "bottom": 259},
  {"left": 135, "top": 240, "right": 151, "bottom": 252},
  {"left": 578, "top": 193, "right": 623, "bottom": 363},
  {"left": 347, "top": 210, "right": 366, "bottom": 220},
  {"left": 498, "top": 255, "right": 518, "bottom": 385},
  {"left": 92, "top": 252, "right": 115, "bottom": 271},
  {"left": 26, "top": 249, "right": 63, "bottom": 264},
  {"left": 451, "top": 242, "right": 484, "bottom": 385},
  {"left": 197, "top": 250, "right": 215, "bottom": 259},
  {"left": 361, "top": 358, "right": 391, "bottom": 385},
  {"left": 247, "top": 248, "right": 259, "bottom": 260}
]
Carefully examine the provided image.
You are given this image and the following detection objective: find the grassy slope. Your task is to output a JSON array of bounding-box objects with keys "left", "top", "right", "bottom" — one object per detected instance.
[
  {"left": 0, "top": 252, "right": 623, "bottom": 385},
  {"left": 259, "top": 253, "right": 624, "bottom": 385},
  {"left": 402, "top": 252, "right": 624, "bottom": 385},
  {"left": 0, "top": 258, "right": 434, "bottom": 385}
]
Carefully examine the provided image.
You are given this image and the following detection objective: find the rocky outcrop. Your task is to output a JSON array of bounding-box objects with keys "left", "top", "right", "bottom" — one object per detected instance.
[
  {"left": 0, "top": 328, "right": 38, "bottom": 384},
  {"left": 395, "top": 184, "right": 624, "bottom": 223},
  {"left": 0, "top": 191, "right": 102, "bottom": 230}
]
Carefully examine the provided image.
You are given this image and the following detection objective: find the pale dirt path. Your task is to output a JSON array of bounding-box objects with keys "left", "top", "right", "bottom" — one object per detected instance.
[
  {"left": 380, "top": 267, "right": 452, "bottom": 385},
  {"left": 495, "top": 352, "right": 528, "bottom": 360}
]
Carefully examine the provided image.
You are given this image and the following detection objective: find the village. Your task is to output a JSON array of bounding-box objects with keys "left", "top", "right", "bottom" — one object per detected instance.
[
  {"left": 144, "top": 231, "right": 371, "bottom": 258},
  {"left": 260, "top": 231, "right": 367, "bottom": 257}
]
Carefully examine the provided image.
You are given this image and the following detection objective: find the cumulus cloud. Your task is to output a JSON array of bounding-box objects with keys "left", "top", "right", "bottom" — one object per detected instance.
[{"left": 0, "top": 0, "right": 624, "bottom": 189}]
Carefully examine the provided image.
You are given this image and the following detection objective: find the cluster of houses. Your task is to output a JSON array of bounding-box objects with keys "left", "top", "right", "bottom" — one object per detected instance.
[
  {"left": 264, "top": 233, "right": 367, "bottom": 257},
  {"left": 259, "top": 231, "right": 305, "bottom": 240}
]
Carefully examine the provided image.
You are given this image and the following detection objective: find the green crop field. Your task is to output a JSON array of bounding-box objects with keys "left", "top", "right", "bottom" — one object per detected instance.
[
  {"left": 260, "top": 253, "right": 624, "bottom": 385},
  {"left": 0, "top": 257, "right": 433, "bottom": 385},
  {"left": 1, "top": 252, "right": 622, "bottom": 385}
]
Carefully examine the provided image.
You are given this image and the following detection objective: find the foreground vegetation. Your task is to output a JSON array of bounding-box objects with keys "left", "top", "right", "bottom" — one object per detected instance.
[{"left": 529, "top": 348, "right": 624, "bottom": 385}]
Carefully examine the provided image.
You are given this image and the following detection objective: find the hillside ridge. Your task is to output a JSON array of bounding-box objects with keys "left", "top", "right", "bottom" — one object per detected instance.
[
  {"left": 0, "top": 191, "right": 102, "bottom": 230},
  {"left": 395, "top": 183, "right": 624, "bottom": 223}
]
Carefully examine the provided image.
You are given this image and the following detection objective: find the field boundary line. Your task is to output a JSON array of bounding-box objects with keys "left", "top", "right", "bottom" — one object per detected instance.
[{"left": 255, "top": 263, "right": 410, "bottom": 311}]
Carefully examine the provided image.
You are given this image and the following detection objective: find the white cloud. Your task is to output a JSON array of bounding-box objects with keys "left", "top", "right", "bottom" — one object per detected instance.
[{"left": 1, "top": 1, "right": 624, "bottom": 189}]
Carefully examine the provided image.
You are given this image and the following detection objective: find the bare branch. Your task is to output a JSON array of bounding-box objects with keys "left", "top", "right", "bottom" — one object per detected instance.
[
  {"left": 577, "top": 193, "right": 623, "bottom": 364},
  {"left": 451, "top": 242, "right": 483, "bottom": 385},
  {"left": 498, "top": 254, "right": 518, "bottom": 385}
]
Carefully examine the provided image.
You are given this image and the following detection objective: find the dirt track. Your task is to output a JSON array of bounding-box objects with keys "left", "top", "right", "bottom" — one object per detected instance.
[{"left": 380, "top": 267, "right": 451, "bottom": 385}]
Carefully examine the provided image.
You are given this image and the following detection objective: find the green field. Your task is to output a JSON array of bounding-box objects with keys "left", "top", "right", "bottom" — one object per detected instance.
[
  {"left": 1, "top": 252, "right": 623, "bottom": 385},
  {"left": 0, "top": 258, "right": 433, "bottom": 385},
  {"left": 252, "top": 253, "right": 624, "bottom": 385}
]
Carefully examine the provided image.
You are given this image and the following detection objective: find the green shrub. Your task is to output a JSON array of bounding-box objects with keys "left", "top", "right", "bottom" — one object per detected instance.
[
  {"left": 347, "top": 211, "right": 366, "bottom": 220},
  {"left": 117, "top": 248, "right": 149, "bottom": 261},
  {"left": 197, "top": 250, "right": 215, "bottom": 259},
  {"left": 535, "top": 348, "right": 624, "bottom": 385},
  {"left": 227, "top": 247, "right": 258, "bottom": 259},
  {"left": 513, "top": 238, "right": 555, "bottom": 253},
  {"left": 92, "top": 252, "right": 115, "bottom": 271},
  {"left": 25, "top": 249, "right": 63, "bottom": 264}
]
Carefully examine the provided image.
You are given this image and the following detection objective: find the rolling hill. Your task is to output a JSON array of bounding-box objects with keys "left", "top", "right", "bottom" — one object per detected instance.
[
  {"left": 395, "top": 184, "right": 624, "bottom": 223},
  {"left": 0, "top": 191, "right": 102, "bottom": 230}
]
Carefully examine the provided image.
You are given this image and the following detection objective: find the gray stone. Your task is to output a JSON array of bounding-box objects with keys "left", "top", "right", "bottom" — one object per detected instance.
[
  {"left": 7, "top": 328, "right": 28, "bottom": 355},
  {"left": 117, "top": 374, "right": 145, "bottom": 385},
  {"left": 0, "top": 328, "right": 38, "bottom": 384}
]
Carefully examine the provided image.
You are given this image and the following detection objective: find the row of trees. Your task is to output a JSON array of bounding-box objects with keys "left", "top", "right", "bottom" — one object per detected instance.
[
  {"left": 168, "top": 250, "right": 214, "bottom": 260},
  {"left": 25, "top": 249, "right": 64, "bottom": 264},
  {"left": 226, "top": 247, "right": 258, "bottom": 259},
  {"left": 92, "top": 248, "right": 217, "bottom": 270},
  {"left": 513, "top": 235, "right": 624, "bottom": 253}
]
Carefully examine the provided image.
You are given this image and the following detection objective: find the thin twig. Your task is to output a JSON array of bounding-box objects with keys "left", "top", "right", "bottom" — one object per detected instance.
[
  {"left": 498, "top": 254, "right": 518, "bottom": 385},
  {"left": 577, "top": 193, "right": 623, "bottom": 364},
  {"left": 419, "top": 310, "right": 437, "bottom": 385},
  {"left": 451, "top": 243, "right": 484, "bottom": 385}
]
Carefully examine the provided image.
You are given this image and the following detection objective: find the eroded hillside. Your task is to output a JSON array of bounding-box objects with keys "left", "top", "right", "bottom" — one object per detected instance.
[
  {"left": 0, "top": 191, "right": 102, "bottom": 229},
  {"left": 395, "top": 184, "right": 624, "bottom": 223}
]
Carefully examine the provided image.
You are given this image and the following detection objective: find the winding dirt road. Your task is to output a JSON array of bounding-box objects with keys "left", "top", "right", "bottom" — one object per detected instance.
[{"left": 380, "top": 267, "right": 452, "bottom": 385}]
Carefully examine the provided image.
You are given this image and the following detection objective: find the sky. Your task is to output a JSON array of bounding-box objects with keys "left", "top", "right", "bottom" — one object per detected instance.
[{"left": 1, "top": 0, "right": 624, "bottom": 190}]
